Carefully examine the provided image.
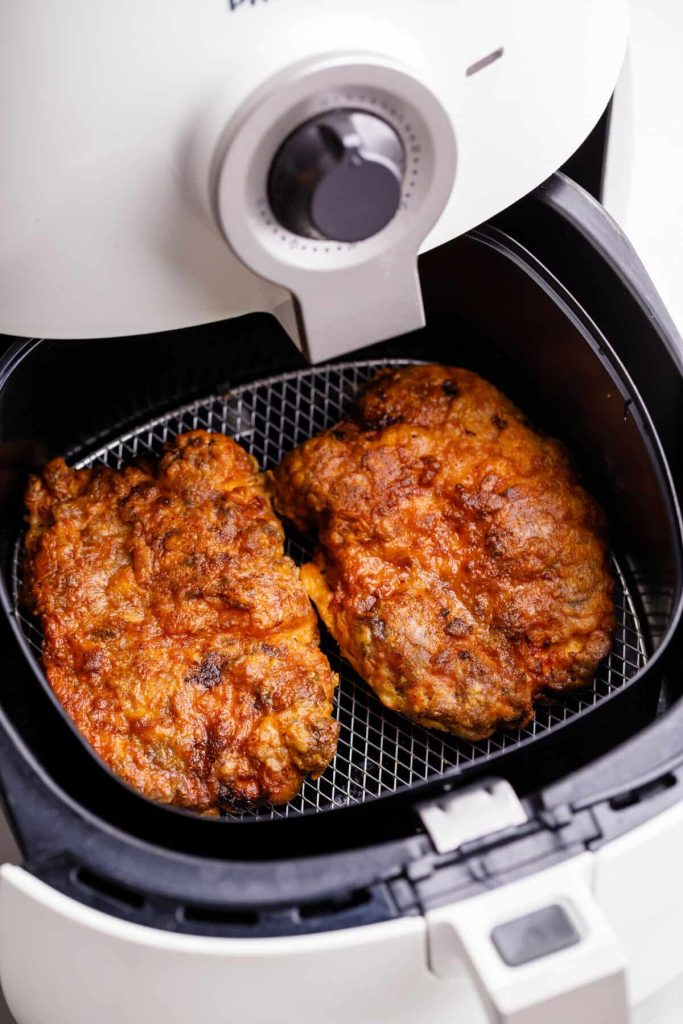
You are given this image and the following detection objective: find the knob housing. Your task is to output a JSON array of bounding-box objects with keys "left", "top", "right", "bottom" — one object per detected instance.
[
  {"left": 268, "top": 109, "right": 405, "bottom": 243},
  {"left": 214, "top": 57, "right": 457, "bottom": 362}
]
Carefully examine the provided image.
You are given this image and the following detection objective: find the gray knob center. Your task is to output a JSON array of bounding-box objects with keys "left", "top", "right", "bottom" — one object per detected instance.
[{"left": 268, "top": 109, "right": 405, "bottom": 243}]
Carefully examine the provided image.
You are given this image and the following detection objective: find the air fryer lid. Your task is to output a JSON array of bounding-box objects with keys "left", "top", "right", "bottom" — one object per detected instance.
[{"left": 0, "top": 176, "right": 680, "bottom": 932}]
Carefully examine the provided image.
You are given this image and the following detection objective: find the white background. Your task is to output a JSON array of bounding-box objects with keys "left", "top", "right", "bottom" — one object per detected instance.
[{"left": 604, "top": 1, "right": 683, "bottom": 352}]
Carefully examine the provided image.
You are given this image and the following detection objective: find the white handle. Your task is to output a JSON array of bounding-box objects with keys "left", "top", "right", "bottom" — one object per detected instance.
[{"left": 426, "top": 854, "right": 630, "bottom": 1024}]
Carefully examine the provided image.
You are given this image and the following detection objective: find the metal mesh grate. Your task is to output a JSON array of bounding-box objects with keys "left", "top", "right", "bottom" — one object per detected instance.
[{"left": 12, "top": 360, "right": 648, "bottom": 820}]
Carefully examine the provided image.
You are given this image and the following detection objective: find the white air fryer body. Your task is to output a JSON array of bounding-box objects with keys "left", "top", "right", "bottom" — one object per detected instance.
[
  {"left": 0, "top": 0, "right": 627, "bottom": 359},
  {"left": 3, "top": 803, "right": 683, "bottom": 1024}
]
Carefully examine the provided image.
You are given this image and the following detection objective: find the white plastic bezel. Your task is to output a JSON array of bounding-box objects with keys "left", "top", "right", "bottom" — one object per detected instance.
[{"left": 214, "top": 55, "right": 457, "bottom": 360}]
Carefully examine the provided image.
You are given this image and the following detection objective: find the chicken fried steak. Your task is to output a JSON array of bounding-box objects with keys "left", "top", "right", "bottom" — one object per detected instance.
[
  {"left": 272, "top": 364, "right": 614, "bottom": 741},
  {"left": 24, "top": 431, "right": 339, "bottom": 811}
]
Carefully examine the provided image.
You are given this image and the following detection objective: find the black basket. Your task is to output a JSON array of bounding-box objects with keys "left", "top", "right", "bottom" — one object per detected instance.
[{"left": 9, "top": 362, "right": 650, "bottom": 823}]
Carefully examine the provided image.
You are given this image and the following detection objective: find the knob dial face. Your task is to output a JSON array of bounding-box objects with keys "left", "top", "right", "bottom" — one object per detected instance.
[{"left": 268, "top": 109, "right": 406, "bottom": 243}]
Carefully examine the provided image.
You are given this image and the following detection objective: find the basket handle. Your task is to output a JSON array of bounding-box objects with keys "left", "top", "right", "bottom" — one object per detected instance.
[{"left": 426, "top": 853, "right": 630, "bottom": 1023}]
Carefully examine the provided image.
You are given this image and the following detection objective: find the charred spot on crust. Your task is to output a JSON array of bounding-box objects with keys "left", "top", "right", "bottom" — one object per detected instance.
[
  {"left": 419, "top": 457, "right": 441, "bottom": 487},
  {"left": 368, "top": 616, "right": 386, "bottom": 640},
  {"left": 444, "top": 616, "right": 472, "bottom": 637},
  {"left": 216, "top": 782, "right": 259, "bottom": 813},
  {"left": 250, "top": 691, "right": 270, "bottom": 713},
  {"left": 81, "top": 650, "right": 105, "bottom": 674},
  {"left": 491, "top": 414, "right": 508, "bottom": 430},
  {"left": 485, "top": 532, "right": 504, "bottom": 558},
  {"left": 365, "top": 413, "right": 403, "bottom": 431},
  {"left": 204, "top": 727, "right": 225, "bottom": 764},
  {"left": 90, "top": 627, "right": 116, "bottom": 640},
  {"left": 458, "top": 650, "right": 471, "bottom": 661},
  {"left": 442, "top": 380, "right": 460, "bottom": 397},
  {"left": 130, "top": 480, "right": 155, "bottom": 496},
  {"left": 186, "top": 651, "right": 223, "bottom": 689}
]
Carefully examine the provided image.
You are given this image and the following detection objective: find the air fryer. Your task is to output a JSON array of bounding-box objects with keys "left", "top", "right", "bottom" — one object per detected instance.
[{"left": 0, "top": 174, "right": 679, "bottom": 939}]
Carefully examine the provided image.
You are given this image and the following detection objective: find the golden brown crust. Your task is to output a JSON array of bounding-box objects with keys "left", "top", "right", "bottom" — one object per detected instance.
[
  {"left": 24, "top": 431, "right": 339, "bottom": 812},
  {"left": 272, "top": 365, "right": 615, "bottom": 741}
]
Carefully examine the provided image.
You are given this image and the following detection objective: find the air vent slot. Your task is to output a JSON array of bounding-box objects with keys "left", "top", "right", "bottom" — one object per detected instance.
[
  {"left": 609, "top": 772, "right": 677, "bottom": 811},
  {"left": 74, "top": 867, "right": 146, "bottom": 909},
  {"left": 182, "top": 904, "right": 259, "bottom": 927},
  {"left": 299, "top": 888, "right": 371, "bottom": 920}
]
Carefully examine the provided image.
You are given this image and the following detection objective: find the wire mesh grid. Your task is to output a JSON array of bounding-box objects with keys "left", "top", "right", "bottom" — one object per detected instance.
[{"left": 12, "top": 359, "right": 648, "bottom": 820}]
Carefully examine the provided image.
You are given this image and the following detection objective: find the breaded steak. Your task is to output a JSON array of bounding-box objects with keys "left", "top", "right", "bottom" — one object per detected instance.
[
  {"left": 272, "top": 364, "right": 614, "bottom": 741},
  {"left": 24, "top": 431, "right": 339, "bottom": 811}
]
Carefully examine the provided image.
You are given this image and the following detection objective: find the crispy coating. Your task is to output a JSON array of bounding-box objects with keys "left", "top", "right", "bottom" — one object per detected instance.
[
  {"left": 272, "top": 365, "right": 614, "bottom": 741},
  {"left": 24, "top": 431, "right": 339, "bottom": 812}
]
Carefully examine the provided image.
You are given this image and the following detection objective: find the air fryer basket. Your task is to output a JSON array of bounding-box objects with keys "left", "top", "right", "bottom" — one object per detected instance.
[
  {"left": 0, "top": 176, "right": 680, "bottom": 931},
  {"left": 9, "top": 361, "right": 648, "bottom": 822}
]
